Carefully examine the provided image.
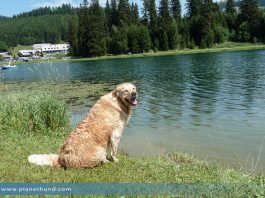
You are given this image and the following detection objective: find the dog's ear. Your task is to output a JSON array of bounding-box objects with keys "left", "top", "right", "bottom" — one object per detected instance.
[
  {"left": 112, "top": 90, "right": 120, "bottom": 98},
  {"left": 112, "top": 85, "right": 122, "bottom": 98}
]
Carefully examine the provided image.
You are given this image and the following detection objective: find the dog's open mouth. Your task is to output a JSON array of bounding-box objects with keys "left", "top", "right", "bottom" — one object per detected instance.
[{"left": 126, "top": 97, "right": 138, "bottom": 106}]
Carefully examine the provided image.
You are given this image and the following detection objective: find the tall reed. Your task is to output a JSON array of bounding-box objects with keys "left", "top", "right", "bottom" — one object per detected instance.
[{"left": 0, "top": 92, "right": 70, "bottom": 136}]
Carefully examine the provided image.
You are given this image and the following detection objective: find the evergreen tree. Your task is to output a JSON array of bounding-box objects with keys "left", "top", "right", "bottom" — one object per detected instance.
[
  {"left": 131, "top": 3, "right": 140, "bottom": 25},
  {"left": 105, "top": 0, "right": 112, "bottom": 30},
  {"left": 141, "top": 0, "right": 149, "bottom": 25},
  {"left": 186, "top": 0, "right": 202, "bottom": 18},
  {"left": 127, "top": 25, "right": 151, "bottom": 53},
  {"left": 237, "top": 0, "right": 263, "bottom": 41},
  {"left": 149, "top": 0, "right": 159, "bottom": 50},
  {"left": 110, "top": 25, "right": 128, "bottom": 54},
  {"left": 155, "top": 0, "right": 179, "bottom": 50},
  {"left": 167, "top": 20, "right": 178, "bottom": 49},
  {"left": 199, "top": 0, "right": 219, "bottom": 47},
  {"left": 225, "top": 0, "right": 237, "bottom": 34},
  {"left": 239, "top": 0, "right": 260, "bottom": 22},
  {"left": 178, "top": 18, "right": 190, "bottom": 48},
  {"left": 117, "top": 0, "right": 131, "bottom": 26},
  {"left": 159, "top": 0, "right": 171, "bottom": 23},
  {"left": 86, "top": 0, "right": 107, "bottom": 56},
  {"left": 68, "top": 16, "right": 78, "bottom": 56},
  {"left": 110, "top": 0, "right": 118, "bottom": 26},
  {"left": 171, "top": 0, "right": 181, "bottom": 20},
  {"left": 138, "top": 25, "right": 152, "bottom": 52},
  {"left": 159, "top": 29, "right": 169, "bottom": 50},
  {"left": 149, "top": 0, "right": 158, "bottom": 27},
  {"left": 77, "top": 0, "right": 90, "bottom": 56},
  {"left": 226, "top": 0, "right": 236, "bottom": 15}
]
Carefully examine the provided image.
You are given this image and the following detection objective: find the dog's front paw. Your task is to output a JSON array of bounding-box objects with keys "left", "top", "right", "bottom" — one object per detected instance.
[
  {"left": 112, "top": 157, "right": 119, "bottom": 163},
  {"left": 102, "top": 158, "right": 110, "bottom": 163}
]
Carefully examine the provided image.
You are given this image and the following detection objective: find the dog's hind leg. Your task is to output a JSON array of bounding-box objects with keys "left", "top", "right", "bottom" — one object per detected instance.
[{"left": 97, "top": 147, "right": 109, "bottom": 164}]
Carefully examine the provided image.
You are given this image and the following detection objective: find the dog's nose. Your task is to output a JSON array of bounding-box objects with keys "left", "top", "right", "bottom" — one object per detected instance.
[{"left": 131, "top": 92, "right": 137, "bottom": 97}]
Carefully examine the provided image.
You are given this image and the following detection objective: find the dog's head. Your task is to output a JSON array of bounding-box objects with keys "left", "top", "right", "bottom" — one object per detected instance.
[{"left": 113, "top": 83, "right": 138, "bottom": 107}]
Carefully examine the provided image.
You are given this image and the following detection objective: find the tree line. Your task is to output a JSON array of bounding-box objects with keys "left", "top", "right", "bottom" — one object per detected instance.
[
  {"left": 69, "top": 0, "right": 265, "bottom": 57},
  {"left": 0, "top": 0, "right": 265, "bottom": 55}
]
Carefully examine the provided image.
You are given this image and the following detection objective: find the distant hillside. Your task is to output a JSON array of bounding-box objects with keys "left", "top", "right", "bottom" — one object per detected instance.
[
  {"left": 14, "top": 4, "right": 76, "bottom": 18},
  {"left": 0, "top": 4, "right": 76, "bottom": 49}
]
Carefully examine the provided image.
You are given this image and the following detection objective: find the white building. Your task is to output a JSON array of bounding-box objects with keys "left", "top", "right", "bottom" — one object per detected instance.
[
  {"left": 32, "top": 43, "right": 70, "bottom": 55},
  {"left": 18, "top": 50, "right": 38, "bottom": 57}
]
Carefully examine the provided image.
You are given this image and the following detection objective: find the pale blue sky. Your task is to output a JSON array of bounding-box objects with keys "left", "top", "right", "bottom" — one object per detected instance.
[{"left": 0, "top": 0, "right": 187, "bottom": 17}]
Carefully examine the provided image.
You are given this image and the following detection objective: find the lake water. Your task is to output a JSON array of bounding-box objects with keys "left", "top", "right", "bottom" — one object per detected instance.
[{"left": 1, "top": 50, "right": 265, "bottom": 173}]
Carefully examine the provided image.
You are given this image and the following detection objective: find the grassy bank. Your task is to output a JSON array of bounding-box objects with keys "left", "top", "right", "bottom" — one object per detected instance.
[
  {"left": 2, "top": 42, "right": 265, "bottom": 66},
  {"left": 0, "top": 93, "right": 265, "bottom": 197},
  {"left": 69, "top": 42, "right": 265, "bottom": 63}
]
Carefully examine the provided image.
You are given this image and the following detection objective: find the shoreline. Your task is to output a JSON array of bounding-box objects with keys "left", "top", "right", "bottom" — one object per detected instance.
[
  {"left": 69, "top": 43, "right": 265, "bottom": 62},
  {"left": 1, "top": 43, "right": 265, "bottom": 66}
]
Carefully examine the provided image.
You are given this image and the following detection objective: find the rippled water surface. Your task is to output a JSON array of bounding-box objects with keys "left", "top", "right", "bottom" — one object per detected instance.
[{"left": 1, "top": 50, "right": 265, "bottom": 172}]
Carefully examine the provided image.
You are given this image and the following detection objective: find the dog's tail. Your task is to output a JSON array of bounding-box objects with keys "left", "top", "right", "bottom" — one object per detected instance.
[{"left": 28, "top": 154, "right": 61, "bottom": 167}]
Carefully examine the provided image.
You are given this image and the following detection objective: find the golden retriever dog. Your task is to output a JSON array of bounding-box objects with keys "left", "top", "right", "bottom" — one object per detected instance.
[{"left": 28, "top": 83, "right": 138, "bottom": 168}]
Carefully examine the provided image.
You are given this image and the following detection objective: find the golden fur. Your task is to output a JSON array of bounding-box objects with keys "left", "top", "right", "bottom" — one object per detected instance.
[{"left": 28, "top": 83, "right": 138, "bottom": 169}]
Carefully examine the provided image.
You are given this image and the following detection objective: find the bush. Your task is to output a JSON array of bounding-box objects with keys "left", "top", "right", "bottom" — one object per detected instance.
[
  {"left": 0, "top": 93, "right": 70, "bottom": 136},
  {"left": 214, "top": 25, "right": 229, "bottom": 43}
]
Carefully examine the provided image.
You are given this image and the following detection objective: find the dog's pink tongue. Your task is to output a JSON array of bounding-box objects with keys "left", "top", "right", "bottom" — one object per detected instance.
[{"left": 131, "top": 99, "right": 138, "bottom": 106}]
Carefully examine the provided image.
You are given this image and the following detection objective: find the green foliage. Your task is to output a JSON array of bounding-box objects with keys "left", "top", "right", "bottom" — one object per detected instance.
[
  {"left": 226, "top": 0, "right": 237, "bottom": 16},
  {"left": 127, "top": 25, "right": 151, "bottom": 53},
  {"left": 105, "top": 0, "right": 112, "bottom": 30},
  {"left": 159, "top": 28, "right": 169, "bottom": 50},
  {"left": 86, "top": 0, "right": 107, "bottom": 57},
  {"left": 0, "top": 93, "right": 70, "bottom": 136},
  {"left": 0, "top": 4, "right": 74, "bottom": 47},
  {"left": 77, "top": 2, "right": 90, "bottom": 56},
  {"left": 236, "top": 0, "right": 264, "bottom": 42},
  {"left": 238, "top": 22, "right": 251, "bottom": 41},
  {"left": 159, "top": 0, "right": 171, "bottom": 23},
  {"left": 109, "top": 25, "right": 128, "bottom": 54},
  {"left": 130, "top": 3, "right": 140, "bottom": 25},
  {"left": 117, "top": 0, "right": 131, "bottom": 26},
  {"left": 214, "top": 25, "right": 229, "bottom": 43},
  {"left": 0, "top": 14, "right": 71, "bottom": 47},
  {"left": 167, "top": 20, "right": 178, "bottom": 49},
  {"left": 0, "top": 41, "right": 8, "bottom": 52},
  {"left": 171, "top": 0, "right": 181, "bottom": 20},
  {"left": 110, "top": 0, "right": 118, "bottom": 26},
  {"left": 68, "top": 16, "right": 78, "bottom": 56},
  {"left": 186, "top": 0, "right": 202, "bottom": 18}
]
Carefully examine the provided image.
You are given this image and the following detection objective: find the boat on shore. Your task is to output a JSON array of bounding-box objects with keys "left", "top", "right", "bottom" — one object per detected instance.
[{"left": 0, "top": 63, "right": 16, "bottom": 70}]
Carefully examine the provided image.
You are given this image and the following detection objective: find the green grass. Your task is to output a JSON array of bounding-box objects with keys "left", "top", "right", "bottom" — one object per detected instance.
[
  {"left": 1, "top": 92, "right": 265, "bottom": 197},
  {"left": 0, "top": 93, "right": 70, "bottom": 135}
]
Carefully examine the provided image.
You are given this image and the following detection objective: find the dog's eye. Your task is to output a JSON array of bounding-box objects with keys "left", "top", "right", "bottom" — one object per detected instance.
[{"left": 124, "top": 90, "right": 128, "bottom": 92}]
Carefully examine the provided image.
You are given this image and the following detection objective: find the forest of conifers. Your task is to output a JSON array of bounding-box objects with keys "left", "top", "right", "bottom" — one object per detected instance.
[{"left": 0, "top": 0, "right": 265, "bottom": 57}]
